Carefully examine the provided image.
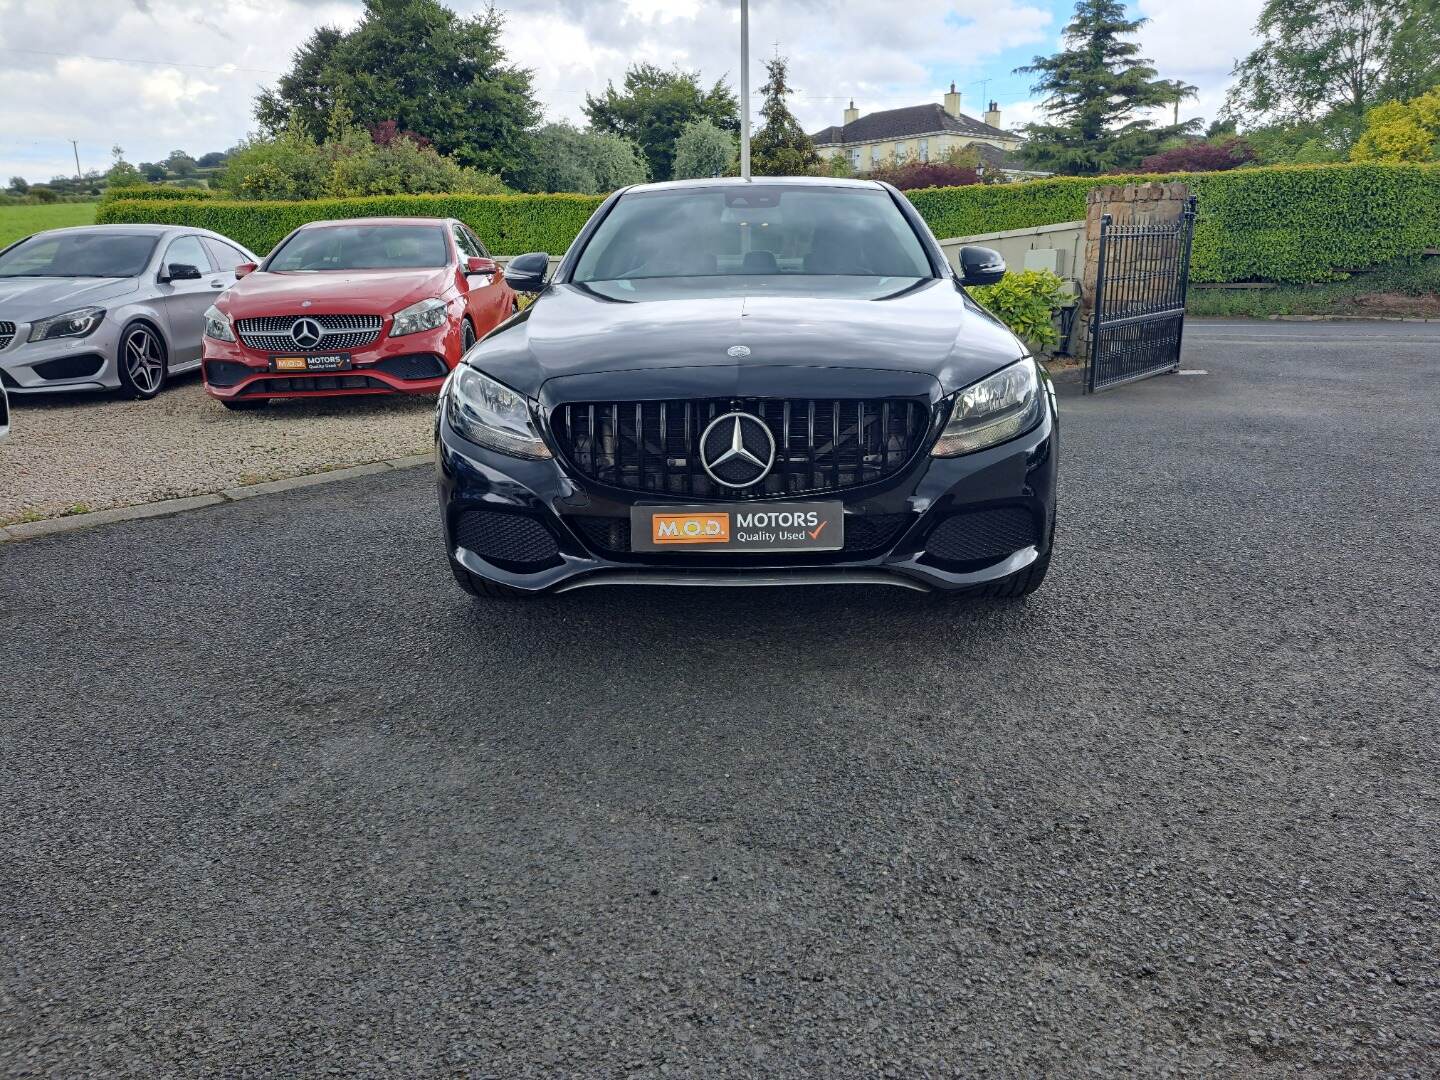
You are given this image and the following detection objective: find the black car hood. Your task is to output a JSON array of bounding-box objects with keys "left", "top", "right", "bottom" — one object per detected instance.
[{"left": 469, "top": 278, "right": 1027, "bottom": 399}]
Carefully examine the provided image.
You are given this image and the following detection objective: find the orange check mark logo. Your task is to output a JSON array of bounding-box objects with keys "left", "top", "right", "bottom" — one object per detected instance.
[{"left": 808, "top": 520, "right": 829, "bottom": 541}]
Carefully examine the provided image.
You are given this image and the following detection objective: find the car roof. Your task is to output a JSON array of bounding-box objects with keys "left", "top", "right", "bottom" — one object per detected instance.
[
  {"left": 619, "top": 176, "right": 887, "bottom": 195},
  {"left": 30, "top": 224, "right": 186, "bottom": 238},
  {"left": 296, "top": 217, "right": 453, "bottom": 229}
]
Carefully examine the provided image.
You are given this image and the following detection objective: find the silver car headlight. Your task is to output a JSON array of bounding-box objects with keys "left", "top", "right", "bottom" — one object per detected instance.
[
  {"left": 390, "top": 297, "right": 448, "bottom": 337},
  {"left": 932, "top": 358, "right": 1044, "bottom": 457},
  {"left": 29, "top": 306, "right": 104, "bottom": 342},
  {"left": 446, "top": 366, "right": 551, "bottom": 460},
  {"left": 203, "top": 305, "right": 235, "bottom": 342}
]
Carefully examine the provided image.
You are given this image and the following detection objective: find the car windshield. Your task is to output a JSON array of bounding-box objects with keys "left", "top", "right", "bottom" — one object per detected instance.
[
  {"left": 266, "top": 225, "right": 449, "bottom": 271},
  {"left": 0, "top": 232, "right": 158, "bottom": 278},
  {"left": 571, "top": 185, "right": 934, "bottom": 285}
]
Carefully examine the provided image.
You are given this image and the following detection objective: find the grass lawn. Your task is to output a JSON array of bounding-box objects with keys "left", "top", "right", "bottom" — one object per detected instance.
[
  {"left": 0, "top": 202, "right": 98, "bottom": 249},
  {"left": 1188, "top": 260, "right": 1440, "bottom": 319}
]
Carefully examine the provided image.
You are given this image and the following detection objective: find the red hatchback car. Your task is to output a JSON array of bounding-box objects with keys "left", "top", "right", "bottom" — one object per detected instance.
[{"left": 202, "top": 217, "right": 516, "bottom": 408}]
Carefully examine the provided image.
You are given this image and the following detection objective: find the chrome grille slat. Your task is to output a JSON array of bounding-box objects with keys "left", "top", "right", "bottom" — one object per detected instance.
[
  {"left": 235, "top": 314, "right": 382, "bottom": 352},
  {"left": 553, "top": 397, "right": 928, "bottom": 500}
]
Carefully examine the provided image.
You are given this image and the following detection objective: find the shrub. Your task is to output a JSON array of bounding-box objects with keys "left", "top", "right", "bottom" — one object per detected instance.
[
  {"left": 907, "top": 162, "right": 1440, "bottom": 282},
  {"left": 968, "top": 270, "right": 1069, "bottom": 349},
  {"left": 1140, "top": 137, "right": 1257, "bottom": 173},
  {"left": 100, "top": 185, "right": 216, "bottom": 205},
  {"left": 97, "top": 191, "right": 606, "bottom": 256}
]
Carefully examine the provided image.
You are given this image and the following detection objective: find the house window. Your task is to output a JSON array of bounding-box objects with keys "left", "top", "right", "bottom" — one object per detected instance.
[
  {"left": 894, "top": 142, "right": 905, "bottom": 162},
  {"left": 850, "top": 148, "right": 861, "bottom": 171},
  {"left": 870, "top": 145, "right": 881, "bottom": 168},
  {"left": 918, "top": 138, "right": 929, "bottom": 163}
]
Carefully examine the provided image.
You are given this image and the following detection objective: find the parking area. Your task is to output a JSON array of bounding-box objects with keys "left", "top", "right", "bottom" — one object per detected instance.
[
  {"left": 2, "top": 319, "right": 1438, "bottom": 1076},
  {"left": 0, "top": 379, "right": 432, "bottom": 524}
]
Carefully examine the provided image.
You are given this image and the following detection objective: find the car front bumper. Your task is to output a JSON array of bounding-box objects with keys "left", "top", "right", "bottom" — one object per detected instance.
[
  {"left": 202, "top": 322, "right": 457, "bottom": 401},
  {"left": 0, "top": 318, "right": 124, "bottom": 394},
  {"left": 437, "top": 393, "right": 1058, "bottom": 595}
]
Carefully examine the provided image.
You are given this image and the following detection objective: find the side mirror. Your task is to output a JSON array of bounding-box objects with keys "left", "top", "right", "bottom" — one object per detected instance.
[
  {"left": 163, "top": 262, "right": 203, "bottom": 282},
  {"left": 958, "top": 245, "right": 1006, "bottom": 287},
  {"left": 504, "top": 252, "right": 550, "bottom": 293},
  {"left": 465, "top": 256, "right": 499, "bottom": 277},
  {"left": 235, "top": 262, "right": 258, "bottom": 279}
]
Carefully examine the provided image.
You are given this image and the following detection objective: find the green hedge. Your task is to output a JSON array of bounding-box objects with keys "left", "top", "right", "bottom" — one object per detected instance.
[
  {"left": 100, "top": 185, "right": 216, "bottom": 205},
  {"left": 908, "top": 162, "right": 1440, "bottom": 283},
  {"left": 97, "top": 191, "right": 605, "bottom": 257},
  {"left": 97, "top": 163, "right": 1440, "bottom": 280}
]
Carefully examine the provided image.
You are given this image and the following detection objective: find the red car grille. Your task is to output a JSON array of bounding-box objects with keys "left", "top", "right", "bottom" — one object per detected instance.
[{"left": 235, "top": 314, "right": 383, "bottom": 352}]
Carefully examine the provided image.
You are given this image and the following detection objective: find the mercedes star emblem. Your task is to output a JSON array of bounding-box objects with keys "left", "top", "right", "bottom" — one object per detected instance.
[
  {"left": 700, "top": 412, "right": 775, "bottom": 489},
  {"left": 727, "top": 345, "right": 751, "bottom": 358},
  {"left": 290, "top": 317, "right": 323, "bottom": 349}
]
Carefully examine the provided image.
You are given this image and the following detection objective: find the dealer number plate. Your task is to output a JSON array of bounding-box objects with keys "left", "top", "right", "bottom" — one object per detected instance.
[
  {"left": 271, "top": 354, "right": 350, "bottom": 372},
  {"left": 629, "top": 502, "right": 844, "bottom": 553}
]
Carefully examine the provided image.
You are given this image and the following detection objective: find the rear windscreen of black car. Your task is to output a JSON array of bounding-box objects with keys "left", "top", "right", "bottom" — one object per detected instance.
[
  {"left": 266, "top": 225, "right": 449, "bottom": 271},
  {"left": 0, "top": 233, "right": 158, "bottom": 278},
  {"left": 572, "top": 186, "right": 934, "bottom": 283}
]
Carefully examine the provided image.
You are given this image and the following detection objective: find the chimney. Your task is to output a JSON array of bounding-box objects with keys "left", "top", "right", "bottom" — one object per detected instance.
[
  {"left": 984, "top": 100, "right": 1001, "bottom": 128},
  {"left": 943, "top": 81, "right": 962, "bottom": 118},
  {"left": 843, "top": 99, "right": 859, "bottom": 127}
]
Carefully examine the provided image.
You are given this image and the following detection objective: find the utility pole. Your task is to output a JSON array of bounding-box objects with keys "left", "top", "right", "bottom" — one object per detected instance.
[
  {"left": 739, "top": 0, "right": 750, "bottom": 180},
  {"left": 70, "top": 140, "right": 81, "bottom": 181}
]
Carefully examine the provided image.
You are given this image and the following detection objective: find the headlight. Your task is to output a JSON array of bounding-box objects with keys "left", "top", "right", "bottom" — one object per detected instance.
[
  {"left": 203, "top": 305, "right": 234, "bottom": 342},
  {"left": 932, "top": 358, "right": 1044, "bottom": 457},
  {"left": 446, "top": 366, "right": 551, "bottom": 459},
  {"left": 390, "top": 297, "right": 448, "bottom": 337},
  {"left": 29, "top": 306, "right": 104, "bottom": 342}
]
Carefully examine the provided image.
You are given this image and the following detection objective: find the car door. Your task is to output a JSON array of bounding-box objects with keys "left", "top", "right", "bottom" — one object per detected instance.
[
  {"left": 452, "top": 223, "right": 510, "bottom": 333},
  {"left": 154, "top": 234, "right": 220, "bottom": 369}
]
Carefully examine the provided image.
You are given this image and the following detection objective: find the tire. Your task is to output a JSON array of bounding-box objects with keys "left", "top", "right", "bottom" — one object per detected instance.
[
  {"left": 117, "top": 322, "right": 168, "bottom": 400},
  {"left": 221, "top": 398, "right": 269, "bottom": 411},
  {"left": 449, "top": 557, "right": 538, "bottom": 600},
  {"left": 461, "top": 320, "right": 477, "bottom": 353}
]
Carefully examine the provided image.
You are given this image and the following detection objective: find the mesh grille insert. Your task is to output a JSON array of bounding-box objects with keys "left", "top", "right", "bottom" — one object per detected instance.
[
  {"left": 455, "top": 511, "right": 561, "bottom": 570},
  {"left": 0, "top": 321, "right": 14, "bottom": 350},
  {"left": 925, "top": 507, "right": 1037, "bottom": 564}
]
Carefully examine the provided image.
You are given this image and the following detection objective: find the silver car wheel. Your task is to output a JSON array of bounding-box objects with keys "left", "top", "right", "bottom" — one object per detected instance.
[{"left": 123, "top": 327, "right": 165, "bottom": 395}]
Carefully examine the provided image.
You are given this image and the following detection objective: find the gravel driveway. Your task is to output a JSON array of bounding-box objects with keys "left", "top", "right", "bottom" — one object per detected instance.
[
  {"left": 0, "top": 377, "right": 432, "bottom": 524},
  {"left": 2, "top": 321, "right": 1438, "bottom": 1077}
]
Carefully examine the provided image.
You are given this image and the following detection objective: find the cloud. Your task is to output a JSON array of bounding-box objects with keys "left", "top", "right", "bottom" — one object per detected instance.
[{"left": 0, "top": 0, "right": 1255, "bottom": 182}]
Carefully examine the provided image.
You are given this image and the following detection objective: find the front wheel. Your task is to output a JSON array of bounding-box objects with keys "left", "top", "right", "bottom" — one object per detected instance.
[{"left": 118, "top": 324, "right": 168, "bottom": 400}]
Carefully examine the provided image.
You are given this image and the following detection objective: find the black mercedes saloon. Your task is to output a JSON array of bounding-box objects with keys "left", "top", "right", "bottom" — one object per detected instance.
[{"left": 435, "top": 177, "right": 1057, "bottom": 598}]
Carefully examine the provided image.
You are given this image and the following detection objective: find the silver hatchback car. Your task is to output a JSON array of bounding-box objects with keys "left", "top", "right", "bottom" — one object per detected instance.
[{"left": 0, "top": 224, "right": 259, "bottom": 399}]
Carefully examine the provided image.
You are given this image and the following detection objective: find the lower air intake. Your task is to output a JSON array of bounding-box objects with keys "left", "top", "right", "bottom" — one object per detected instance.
[
  {"left": 925, "top": 507, "right": 1037, "bottom": 564},
  {"left": 455, "top": 511, "right": 561, "bottom": 570}
]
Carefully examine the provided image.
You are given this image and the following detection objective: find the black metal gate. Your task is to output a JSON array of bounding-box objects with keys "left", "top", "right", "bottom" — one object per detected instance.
[{"left": 1086, "top": 196, "right": 1197, "bottom": 393}]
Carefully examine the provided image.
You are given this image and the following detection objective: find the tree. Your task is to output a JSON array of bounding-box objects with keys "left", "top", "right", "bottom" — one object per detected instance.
[
  {"left": 1351, "top": 87, "right": 1440, "bottom": 161},
  {"left": 196, "top": 151, "right": 228, "bottom": 168},
  {"left": 138, "top": 162, "right": 167, "bottom": 182},
  {"left": 1140, "top": 136, "right": 1259, "bottom": 172},
  {"left": 513, "top": 123, "right": 648, "bottom": 193},
  {"left": 253, "top": 1, "right": 540, "bottom": 181},
  {"left": 672, "top": 117, "right": 737, "bottom": 179},
  {"left": 7, "top": 176, "right": 29, "bottom": 195},
  {"left": 165, "top": 150, "right": 198, "bottom": 177},
  {"left": 105, "top": 145, "right": 144, "bottom": 187},
  {"left": 585, "top": 63, "right": 739, "bottom": 181},
  {"left": 749, "top": 57, "right": 820, "bottom": 176},
  {"left": 1224, "top": 0, "right": 1440, "bottom": 136},
  {"left": 1014, "top": 0, "right": 1198, "bottom": 175}
]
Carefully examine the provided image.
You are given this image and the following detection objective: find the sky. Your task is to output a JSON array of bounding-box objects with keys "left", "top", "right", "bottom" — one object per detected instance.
[{"left": 0, "top": 0, "right": 1265, "bottom": 183}]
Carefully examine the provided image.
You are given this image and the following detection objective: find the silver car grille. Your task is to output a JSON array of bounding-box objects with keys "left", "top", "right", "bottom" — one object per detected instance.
[
  {"left": 235, "top": 314, "right": 383, "bottom": 353},
  {"left": 0, "top": 321, "right": 14, "bottom": 350}
]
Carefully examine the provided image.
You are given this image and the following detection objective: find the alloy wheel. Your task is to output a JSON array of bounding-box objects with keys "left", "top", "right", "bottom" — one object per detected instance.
[{"left": 123, "top": 327, "right": 165, "bottom": 395}]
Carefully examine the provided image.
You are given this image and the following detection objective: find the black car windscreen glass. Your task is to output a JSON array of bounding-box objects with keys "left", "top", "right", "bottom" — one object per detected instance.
[{"left": 573, "top": 187, "right": 931, "bottom": 282}]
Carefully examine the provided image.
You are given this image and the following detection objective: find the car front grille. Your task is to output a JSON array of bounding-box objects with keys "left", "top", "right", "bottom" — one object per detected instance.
[
  {"left": 235, "top": 314, "right": 383, "bottom": 353},
  {"left": 0, "top": 321, "right": 14, "bottom": 350},
  {"left": 240, "top": 375, "right": 390, "bottom": 394},
  {"left": 551, "top": 398, "right": 930, "bottom": 499}
]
